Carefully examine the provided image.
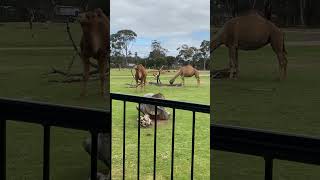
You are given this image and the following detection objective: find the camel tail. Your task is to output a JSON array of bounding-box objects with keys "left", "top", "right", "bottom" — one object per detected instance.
[
  {"left": 283, "top": 33, "right": 287, "bottom": 55},
  {"left": 130, "top": 68, "right": 135, "bottom": 80}
]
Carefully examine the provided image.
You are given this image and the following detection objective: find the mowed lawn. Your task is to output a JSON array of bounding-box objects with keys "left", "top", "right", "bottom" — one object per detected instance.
[
  {"left": 111, "top": 69, "right": 210, "bottom": 179},
  {"left": 0, "top": 23, "right": 210, "bottom": 179},
  {"left": 211, "top": 40, "right": 320, "bottom": 179},
  {"left": 0, "top": 22, "right": 105, "bottom": 180}
]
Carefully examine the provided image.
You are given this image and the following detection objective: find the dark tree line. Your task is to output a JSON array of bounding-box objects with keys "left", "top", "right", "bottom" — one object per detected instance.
[
  {"left": 212, "top": 0, "right": 320, "bottom": 27},
  {"left": 0, "top": 0, "right": 108, "bottom": 22}
]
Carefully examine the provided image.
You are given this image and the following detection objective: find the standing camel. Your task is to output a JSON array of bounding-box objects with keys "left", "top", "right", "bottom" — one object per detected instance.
[
  {"left": 169, "top": 65, "right": 200, "bottom": 86},
  {"left": 78, "top": 8, "right": 109, "bottom": 97},
  {"left": 131, "top": 64, "right": 147, "bottom": 88},
  {"left": 211, "top": 10, "right": 287, "bottom": 80}
]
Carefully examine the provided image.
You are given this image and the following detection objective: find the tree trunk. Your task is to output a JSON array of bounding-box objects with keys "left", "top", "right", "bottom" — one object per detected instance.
[{"left": 125, "top": 47, "right": 128, "bottom": 67}]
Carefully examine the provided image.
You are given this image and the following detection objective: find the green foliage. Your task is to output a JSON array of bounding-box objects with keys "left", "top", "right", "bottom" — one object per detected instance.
[{"left": 110, "top": 29, "right": 137, "bottom": 66}]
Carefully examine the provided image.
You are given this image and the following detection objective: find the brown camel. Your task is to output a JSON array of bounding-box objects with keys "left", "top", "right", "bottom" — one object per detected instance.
[
  {"left": 169, "top": 65, "right": 200, "bottom": 86},
  {"left": 78, "top": 8, "right": 109, "bottom": 97},
  {"left": 132, "top": 64, "right": 147, "bottom": 88},
  {"left": 211, "top": 10, "right": 287, "bottom": 80}
]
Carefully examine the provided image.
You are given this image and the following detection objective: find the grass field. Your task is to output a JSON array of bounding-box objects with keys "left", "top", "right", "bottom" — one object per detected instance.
[
  {"left": 0, "top": 22, "right": 210, "bottom": 179},
  {"left": 211, "top": 30, "right": 320, "bottom": 179},
  {"left": 111, "top": 69, "right": 210, "bottom": 179}
]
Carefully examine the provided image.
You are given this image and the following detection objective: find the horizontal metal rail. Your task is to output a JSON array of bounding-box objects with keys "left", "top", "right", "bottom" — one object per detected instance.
[
  {"left": 111, "top": 93, "right": 210, "bottom": 113},
  {"left": 211, "top": 124, "right": 320, "bottom": 180},
  {"left": 0, "top": 97, "right": 110, "bottom": 180},
  {"left": 0, "top": 97, "right": 109, "bottom": 132}
]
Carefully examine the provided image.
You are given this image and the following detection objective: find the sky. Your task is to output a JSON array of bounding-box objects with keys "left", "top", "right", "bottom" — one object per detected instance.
[{"left": 111, "top": 0, "right": 210, "bottom": 58}]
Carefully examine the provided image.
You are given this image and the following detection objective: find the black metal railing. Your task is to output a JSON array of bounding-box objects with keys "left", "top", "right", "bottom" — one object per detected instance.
[
  {"left": 111, "top": 93, "right": 210, "bottom": 180},
  {"left": 211, "top": 124, "right": 320, "bottom": 180},
  {"left": 0, "top": 97, "right": 110, "bottom": 180}
]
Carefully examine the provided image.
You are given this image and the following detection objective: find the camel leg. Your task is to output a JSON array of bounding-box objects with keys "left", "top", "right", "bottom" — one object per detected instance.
[
  {"left": 181, "top": 76, "right": 185, "bottom": 86},
  {"left": 195, "top": 71, "right": 200, "bottom": 86},
  {"left": 196, "top": 76, "right": 200, "bottom": 86},
  {"left": 270, "top": 32, "right": 288, "bottom": 80},
  {"left": 228, "top": 47, "right": 236, "bottom": 79},
  {"left": 234, "top": 49, "right": 239, "bottom": 79},
  {"left": 81, "top": 57, "right": 90, "bottom": 97},
  {"left": 98, "top": 57, "right": 106, "bottom": 97},
  {"left": 143, "top": 77, "right": 147, "bottom": 90},
  {"left": 276, "top": 52, "right": 288, "bottom": 80}
]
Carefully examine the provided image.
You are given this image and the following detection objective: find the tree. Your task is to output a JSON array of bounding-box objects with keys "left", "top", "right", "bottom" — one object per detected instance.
[
  {"left": 199, "top": 40, "right": 210, "bottom": 70},
  {"left": 176, "top": 44, "right": 198, "bottom": 65},
  {"left": 148, "top": 40, "right": 168, "bottom": 69},
  {"left": 166, "top": 56, "right": 177, "bottom": 69},
  {"left": 110, "top": 29, "right": 137, "bottom": 67},
  {"left": 149, "top": 40, "right": 168, "bottom": 59}
]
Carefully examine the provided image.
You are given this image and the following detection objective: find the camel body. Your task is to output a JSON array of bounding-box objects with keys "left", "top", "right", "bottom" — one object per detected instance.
[
  {"left": 79, "top": 8, "right": 109, "bottom": 97},
  {"left": 133, "top": 64, "right": 147, "bottom": 87},
  {"left": 211, "top": 11, "right": 287, "bottom": 80},
  {"left": 169, "top": 65, "right": 200, "bottom": 86}
]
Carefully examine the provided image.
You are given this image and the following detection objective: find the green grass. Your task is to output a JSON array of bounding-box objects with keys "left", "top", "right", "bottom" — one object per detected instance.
[
  {"left": 211, "top": 43, "right": 320, "bottom": 179},
  {"left": 111, "top": 69, "right": 210, "bottom": 179},
  {"left": 0, "top": 22, "right": 82, "bottom": 47},
  {"left": 0, "top": 23, "right": 210, "bottom": 179},
  {"left": 1, "top": 49, "right": 109, "bottom": 180}
]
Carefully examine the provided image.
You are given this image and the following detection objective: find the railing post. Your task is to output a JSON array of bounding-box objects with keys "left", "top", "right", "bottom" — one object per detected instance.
[
  {"left": 170, "top": 108, "right": 176, "bottom": 180},
  {"left": 0, "top": 119, "right": 6, "bottom": 180},
  {"left": 137, "top": 103, "right": 141, "bottom": 180},
  {"left": 153, "top": 106, "right": 157, "bottom": 180},
  {"left": 43, "top": 125, "right": 51, "bottom": 180},
  {"left": 123, "top": 101, "right": 126, "bottom": 180},
  {"left": 110, "top": 98, "right": 113, "bottom": 179},
  {"left": 91, "top": 131, "right": 98, "bottom": 180},
  {"left": 191, "top": 111, "right": 196, "bottom": 180},
  {"left": 264, "top": 157, "right": 273, "bottom": 180}
]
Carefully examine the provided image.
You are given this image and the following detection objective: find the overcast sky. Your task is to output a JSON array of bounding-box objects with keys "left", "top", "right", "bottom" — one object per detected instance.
[{"left": 111, "top": 0, "right": 210, "bottom": 57}]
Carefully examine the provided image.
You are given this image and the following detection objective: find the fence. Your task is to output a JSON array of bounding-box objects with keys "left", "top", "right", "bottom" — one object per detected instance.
[
  {"left": 0, "top": 97, "right": 110, "bottom": 180},
  {"left": 111, "top": 93, "right": 210, "bottom": 180},
  {"left": 211, "top": 124, "right": 320, "bottom": 180}
]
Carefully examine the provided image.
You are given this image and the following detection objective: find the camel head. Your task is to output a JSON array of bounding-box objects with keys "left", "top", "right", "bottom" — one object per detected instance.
[
  {"left": 77, "top": 10, "right": 100, "bottom": 34},
  {"left": 94, "top": 8, "right": 104, "bottom": 16},
  {"left": 133, "top": 65, "right": 138, "bottom": 69}
]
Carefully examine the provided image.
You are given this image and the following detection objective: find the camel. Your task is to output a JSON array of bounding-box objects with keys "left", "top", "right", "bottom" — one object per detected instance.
[
  {"left": 78, "top": 8, "right": 109, "bottom": 97},
  {"left": 211, "top": 10, "right": 287, "bottom": 80},
  {"left": 131, "top": 64, "right": 147, "bottom": 88},
  {"left": 169, "top": 65, "right": 200, "bottom": 86}
]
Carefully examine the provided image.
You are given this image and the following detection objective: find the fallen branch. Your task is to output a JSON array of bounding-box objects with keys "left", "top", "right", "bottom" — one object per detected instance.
[
  {"left": 211, "top": 68, "right": 231, "bottom": 79},
  {"left": 49, "top": 67, "right": 101, "bottom": 76},
  {"left": 49, "top": 76, "right": 100, "bottom": 83}
]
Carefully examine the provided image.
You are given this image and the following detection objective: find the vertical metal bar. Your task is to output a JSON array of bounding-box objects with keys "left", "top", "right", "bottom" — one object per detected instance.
[
  {"left": 43, "top": 125, "right": 50, "bottom": 180},
  {"left": 264, "top": 157, "right": 273, "bottom": 180},
  {"left": 110, "top": 98, "right": 113, "bottom": 179},
  {"left": 123, "top": 101, "right": 126, "bottom": 180},
  {"left": 170, "top": 108, "right": 176, "bottom": 180},
  {"left": 91, "top": 131, "right": 98, "bottom": 180},
  {"left": 153, "top": 106, "right": 157, "bottom": 180},
  {"left": 0, "top": 119, "right": 6, "bottom": 180},
  {"left": 137, "top": 103, "right": 141, "bottom": 180},
  {"left": 191, "top": 111, "right": 196, "bottom": 180}
]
